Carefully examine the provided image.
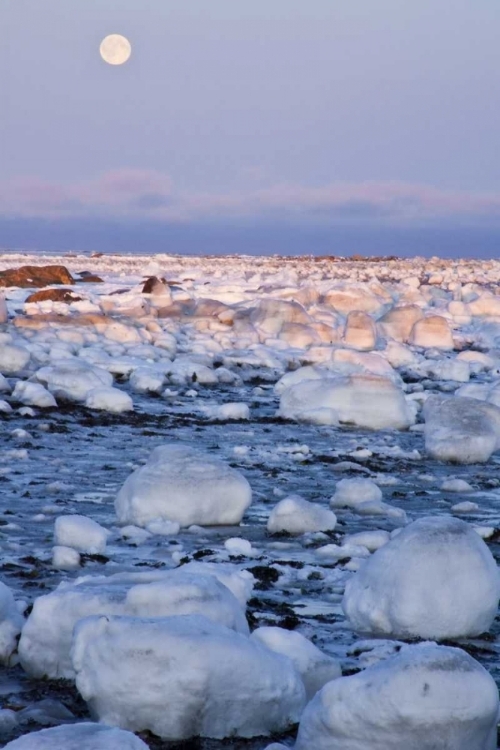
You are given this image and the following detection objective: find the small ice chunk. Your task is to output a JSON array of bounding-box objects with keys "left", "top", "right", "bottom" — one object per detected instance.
[
  {"left": 331, "top": 478, "right": 382, "bottom": 508},
  {"left": 0, "top": 344, "right": 30, "bottom": 375},
  {"left": 52, "top": 546, "right": 81, "bottom": 571},
  {"left": 12, "top": 382, "right": 57, "bottom": 408},
  {"left": 452, "top": 501, "right": 480, "bottom": 514},
  {"left": 2, "top": 722, "right": 149, "bottom": 749},
  {"left": 267, "top": 495, "right": 337, "bottom": 535},
  {"left": 54, "top": 515, "right": 108, "bottom": 555},
  {"left": 85, "top": 387, "right": 133, "bottom": 413},
  {"left": 0, "top": 580, "right": 24, "bottom": 664},
  {"left": 224, "top": 537, "right": 258, "bottom": 557},
  {"left": 441, "top": 478, "right": 473, "bottom": 492},
  {"left": 343, "top": 529, "right": 391, "bottom": 551}
]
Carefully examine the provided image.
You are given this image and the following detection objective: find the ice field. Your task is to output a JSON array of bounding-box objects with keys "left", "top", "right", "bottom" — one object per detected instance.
[{"left": 1, "top": 252, "right": 500, "bottom": 748}]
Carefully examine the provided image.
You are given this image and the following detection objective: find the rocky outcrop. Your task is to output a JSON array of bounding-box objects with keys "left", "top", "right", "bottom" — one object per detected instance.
[
  {"left": 25, "top": 288, "right": 82, "bottom": 303},
  {"left": 0, "top": 265, "right": 74, "bottom": 288}
]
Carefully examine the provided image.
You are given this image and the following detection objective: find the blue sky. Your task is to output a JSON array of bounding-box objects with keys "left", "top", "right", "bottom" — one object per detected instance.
[{"left": 2, "top": 0, "right": 500, "bottom": 255}]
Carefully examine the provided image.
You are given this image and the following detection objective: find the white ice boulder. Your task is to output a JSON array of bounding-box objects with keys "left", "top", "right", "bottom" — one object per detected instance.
[
  {"left": 54, "top": 515, "right": 108, "bottom": 555},
  {"left": 11, "top": 381, "right": 57, "bottom": 408},
  {"left": 424, "top": 395, "right": 500, "bottom": 464},
  {"left": 331, "top": 477, "right": 382, "bottom": 507},
  {"left": 378, "top": 304, "right": 424, "bottom": 343},
  {"left": 3, "top": 723, "right": 149, "bottom": 750},
  {"left": 250, "top": 626, "right": 341, "bottom": 701},
  {"left": 267, "top": 495, "right": 337, "bottom": 535},
  {"left": 278, "top": 374, "right": 414, "bottom": 430},
  {"left": 115, "top": 444, "right": 252, "bottom": 528},
  {"left": 0, "top": 580, "right": 24, "bottom": 664},
  {"left": 294, "top": 643, "right": 499, "bottom": 750},
  {"left": 409, "top": 315, "right": 454, "bottom": 350},
  {"left": 342, "top": 516, "right": 500, "bottom": 640},
  {"left": 18, "top": 569, "right": 249, "bottom": 679},
  {"left": 129, "top": 367, "right": 165, "bottom": 394},
  {"left": 0, "top": 294, "right": 7, "bottom": 324},
  {"left": 34, "top": 361, "right": 113, "bottom": 401},
  {"left": 343, "top": 311, "right": 377, "bottom": 351},
  {"left": 0, "top": 344, "right": 30, "bottom": 375},
  {"left": 72, "top": 614, "right": 305, "bottom": 740},
  {"left": 52, "top": 545, "right": 81, "bottom": 571},
  {"left": 85, "top": 387, "right": 133, "bottom": 413}
]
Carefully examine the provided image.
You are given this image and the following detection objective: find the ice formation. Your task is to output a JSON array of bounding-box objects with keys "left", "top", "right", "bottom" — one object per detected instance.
[
  {"left": 115, "top": 443, "right": 252, "bottom": 527},
  {"left": 72, "top": 614, "right": 305, "bottom": 739},
  {"left": 424, "top": 395, "right": 500, "bottom": 463},
  {"left": 342, "top": 516, "right": 500, "bottom": 639},
  {"left": 294, "top": 643, "right": 499, "bottom": 750},
  {"left": 3, "top": 723, "right": 149, "bottom": 749},
  {"left": 0, "top": 581, "right": 25, "bottom": 664},
  {"left": 267, "top": 495, "right": 337, "bottom": 535},
  {"left": 54, "top": 515, "right": 109, "bottom": 555},
  {"left": 250, "top": 626, "right": 341, "bottom": 700},
  {"left": 18, "top": 570, "right": 249, "bottom": 679}
]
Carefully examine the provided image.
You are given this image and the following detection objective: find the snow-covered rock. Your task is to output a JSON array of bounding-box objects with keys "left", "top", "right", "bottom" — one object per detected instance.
[
  {"left": 54, "top": 515, "right": 108, "bottom": 555},
  {"left": 34, "top": 361, "right": 113, "bottom": 401},
  {"left": 0, "top": 580, "right": 24, "bottom": 664},
  {"left": 3, "top": 723, "right": 149, "bottom": 749},
  {"left": 424, "top": 395, "right": 500, "bottom": 464},
  {"left": 72, "top": 614, "right": 305, "bottom": 739},
  {"left": 115, "top": 444, "right": 252, "bottom": 527},
  {"left": 11, "top": 381, "right": 57, "bottom": 408},
  {"left": 342, "top": 516, "right": 500, "bottom": 640},
  {"left": 250, "top": 627, "right": 341, "bottom": 701},
  {"left": 18, "top": 570, "right": 249, "bottom": 679},
  {"left": 278, "top": 373, "right": 414, "bottom": 430},
  {"left": 294, "top": 643, "right": 499, "bottom": 750},
  {"left": 267, "top": 495, "right": 337, "bottom": 535},
  {"left": 85, "top": 387, "right": 133, "bottom": 413},
  {"left": 0, "top": 344, "right": 30, "bottom": 374}
]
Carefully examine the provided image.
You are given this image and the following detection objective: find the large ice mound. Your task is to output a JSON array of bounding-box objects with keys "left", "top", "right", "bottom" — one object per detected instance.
[
  {"left": 3, "top": 722, "right": 149, "bottom": 749},
  {"left": 0, "top": 580, "right": 24, "bottom": 664},
  {"left": 424, "top": 395, "right": 500, "bottom": 464},
  {"left": 278, "top": 373, "right": 414, "bottom": 430},
  {"left": 72, "top": 614, "right": 306, "bottom": 740},
  {"left": 294, "top": 643, "right": 499, "bottom": 750},
  {"left": 115, "top": 444, "right": 252, "bottom": 527},
  {"left": 18, "top": 569, "right": 249, "bottom": 679},
  {"left": 342, "top": 516, "right": 500, "bottom": 640}
]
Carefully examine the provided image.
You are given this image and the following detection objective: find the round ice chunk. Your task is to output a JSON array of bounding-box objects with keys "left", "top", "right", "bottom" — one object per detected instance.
[
  {"left": 251, "top": 626, "right": 341, "bottom": 701},
  {"left": 115, "top": 444, "right": 252, "bottom": 527},
  {"left": 331, "top": 478, "right": 382, "bottom": 508},
  {"left": 72, "top": 614, "right": 305, "bottom": 740},
  {"left": 0, "top": 344, "right": 30, "bottom": 374},
  {"left": 267, "top": 495, "right": 337, "bottom": 535},
  {"left": 11, "top": 381, "right": 57, "bottom": 408},
  {"left": 0, "top": 580, "right": 24, "bottom": 664},
  {"left": 34, "top": 361, "right": 113, "bottom": 401},
  {"left": 85, "top": 387, "right": 133, "bottom": 413},
  {"left": 295, "top": 643, "right": 499, "bottom": 750},
  {"left": 424, "top": 395, "right": 500, "bottom": 464},
  {"left": 54, "top": 515, "right": 108, "bottom": 555},
  {"left": 18, "top": 570, "right": 249, "bottom": 679},
  {"left": 342, "top": 516, "right": 500, "bottom": 640},
  {"left": 3, "top": 722, "right": 149, "bottom": 749},
  {"left": 279, "top": 374, "right": 414, "bottom": 430}
]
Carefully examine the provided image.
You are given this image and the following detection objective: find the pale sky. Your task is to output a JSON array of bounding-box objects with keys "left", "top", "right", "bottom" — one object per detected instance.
[{"left": 2, "top": 0, "right": 500, "bottom": 255}]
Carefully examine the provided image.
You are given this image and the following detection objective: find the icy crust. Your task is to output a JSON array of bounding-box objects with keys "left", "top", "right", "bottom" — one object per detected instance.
[
  {"left": 0, "top": 581, "right": 25, "bottom": 664},
  {"left": 3, "top": 723, "right": 149, "bottom": 749},
  {"left": 18, "top": 570, "right": 249, "bottom": 679},
  {"left": 71, "top": 614, "right": 306, "bottom": 740},
  {"left": 424, "top": 395, "right": 500, "bottom": 464},
  {"left": 250, "top": 627, "right": 341, "bottom": 701},
  {"left": 115, "top": 444, "right": 252, "bottom": 527},
  {"left": 342, "top": 516, "right": 500, "bottom": 640},
  {"left": 294, "top": 643, "right": 499, "bottom": 750},
  {"left": 278, "top": 373, "right": 414, "bottom": 430}
]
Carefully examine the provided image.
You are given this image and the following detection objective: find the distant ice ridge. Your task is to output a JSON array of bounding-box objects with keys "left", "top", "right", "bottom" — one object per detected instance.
[
  {"left": 115, "top": 443, "right": 252, "bottom": 527},
  {"left": 342, "top": 516, "right": 500, "bottom": 640}
]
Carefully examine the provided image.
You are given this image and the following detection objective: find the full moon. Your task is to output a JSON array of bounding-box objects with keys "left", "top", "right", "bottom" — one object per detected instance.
[{"left": 99, "top": 34, "right": 132, "bottom": 66}]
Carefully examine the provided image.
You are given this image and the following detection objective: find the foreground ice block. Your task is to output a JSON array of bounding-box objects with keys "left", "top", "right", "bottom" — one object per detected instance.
[
  {"left": 3, "top": 722, "right": 149, "bottom": 749},
  {"left": 342, "top": 516, "right": 500, "bottom": 640},
  {"left": 115, "top": 443, "right": 252, "bottom": 527},
  {"left": 0, "top": 580, "right": 24, "bottom": 664},
  {"left": 267, "top": 495, "right": 337, "bottom": 535},
  {"left": 72, "top": 614, "right": 306, "bottom": 740},
  {"left": 294, "top": 643, "right": 499, "bottom": 750},
  {"left": 18, "top": 570, "right": 249, "bottom": 679},
  {"left": 278, "top": 373, "right": 414, "bottom": 430},
  {"left": 424, "top": 395, "right": 500, "bottom": 464}
]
